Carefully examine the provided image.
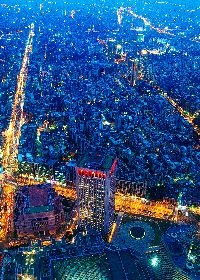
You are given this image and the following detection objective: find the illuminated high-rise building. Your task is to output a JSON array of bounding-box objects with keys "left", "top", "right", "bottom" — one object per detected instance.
[
  {"left": 76, "top": 154, "right": 117, "bottom": 234},
  {"left": 117, "top": 8, "right": 123, "bottom": 26},
  {"left": 125, "top": 56, "right": 139, "bottom": 86}
]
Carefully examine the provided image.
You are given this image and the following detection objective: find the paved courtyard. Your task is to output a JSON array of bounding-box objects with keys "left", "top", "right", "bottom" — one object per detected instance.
[{"left": 112, "top": 220, "right": 155, "bottom": 253}]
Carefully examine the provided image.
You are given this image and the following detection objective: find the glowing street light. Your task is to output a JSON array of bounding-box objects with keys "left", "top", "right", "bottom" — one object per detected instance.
[
  {"left": 19, "top": 275, "right": 35, "bottom": 280},
  {"left": 151, "top": 256, "right": 159, "bottom": 267}
]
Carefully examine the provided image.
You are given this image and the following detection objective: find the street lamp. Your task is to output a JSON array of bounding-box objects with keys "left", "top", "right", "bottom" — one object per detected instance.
[
  {"left": 20, "top": 275, "right": 35, "bottom": 280},
  {"left": 151, "top": 256, "right": 159, "bottom": 267}
]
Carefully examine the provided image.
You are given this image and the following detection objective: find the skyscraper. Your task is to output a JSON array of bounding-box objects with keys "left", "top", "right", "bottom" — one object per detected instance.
[{"left": 76, "top": 153, "right": 117, "bottom": 234}]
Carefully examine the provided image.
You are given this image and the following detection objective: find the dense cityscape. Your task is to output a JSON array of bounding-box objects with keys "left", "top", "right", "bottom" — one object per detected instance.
[{"left": 0, "top": 0, "right": 199, "bottom": 279}]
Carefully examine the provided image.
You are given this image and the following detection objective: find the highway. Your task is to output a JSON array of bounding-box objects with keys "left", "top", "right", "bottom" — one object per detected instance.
[
  {"left": 127, "top": 8, "right": 200, "bottom": 44},
  {"left": 143, "top": 80, "right": 200, "bottom": 137},
  {"left": 128, "top": 9, "right": 176, "bottom": 36},
  {"left": 2, "top": 23, "right": 34, "bottom": 174},
  {"left": 0, "top": 24, "right": 34, "bottom": 242}
]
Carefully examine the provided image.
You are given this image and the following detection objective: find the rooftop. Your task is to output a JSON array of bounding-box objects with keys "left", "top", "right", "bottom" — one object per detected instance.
[
  {"left": 29, "top": 185, "right": 49, "bottom": 207},
  {"left": 24, "top": 205, "right": 54, "bottom": 214},
  {"left": 77, "top": 153, "right": 115, "bottom": 172},
  {"left": 18, "top": 184, "right": 54, "bottom": 209}
]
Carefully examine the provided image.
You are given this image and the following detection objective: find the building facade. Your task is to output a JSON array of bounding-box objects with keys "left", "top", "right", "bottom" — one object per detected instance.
[
  {"left": 76, "top": 154, "right": 117, "bottom": 234},
  {"left": 15, "top": 184, "right": 65, "bottom": 237}
]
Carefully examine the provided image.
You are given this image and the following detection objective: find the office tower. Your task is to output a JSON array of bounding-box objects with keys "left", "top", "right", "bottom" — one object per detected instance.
[{"left": 76, "top": 153, "right": 117, "bottom": 234}]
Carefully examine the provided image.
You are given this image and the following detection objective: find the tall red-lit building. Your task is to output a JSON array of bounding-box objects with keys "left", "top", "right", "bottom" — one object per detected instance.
[{"left": 76, "top": 154, "right": 117, "bottom": 234}]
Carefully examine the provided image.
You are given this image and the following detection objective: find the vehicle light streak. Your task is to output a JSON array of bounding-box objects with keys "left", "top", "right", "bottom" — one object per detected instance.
[
  {"left": 2, "top": 23, "right": 34, "bottom": 174},
  {"left": 0, "top": 24, "right": 34, "bottom": 242},
  {"left": 128, "top": 9, "right": 176, "bottom": 37}
]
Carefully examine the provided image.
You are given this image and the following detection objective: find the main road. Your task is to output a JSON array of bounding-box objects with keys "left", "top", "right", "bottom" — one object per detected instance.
[
  {"left": 2, "top": 23, "right": 34, "bottom": 174},
  {"left": 127, "top": 8, "right": 200, "bottom": 44},
  {"left": 0, "top": 24, "right": 34, "bottom": 242}
]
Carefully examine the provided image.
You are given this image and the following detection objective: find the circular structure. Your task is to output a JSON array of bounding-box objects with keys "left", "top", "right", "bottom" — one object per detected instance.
[
  {"left": 170, "top": 232, "right": 177, "bottom": 238},
  {"left": 112, "top": 220, "right": 155, "bottom": 254},
  {"left": 130, "top": 226, "right": 145, "bottom": 239}
]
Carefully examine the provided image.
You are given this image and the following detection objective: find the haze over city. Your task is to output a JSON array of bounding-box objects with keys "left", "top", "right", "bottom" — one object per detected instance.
[{"left": 0, "top": 1, "right": 199, "bottom": 280}]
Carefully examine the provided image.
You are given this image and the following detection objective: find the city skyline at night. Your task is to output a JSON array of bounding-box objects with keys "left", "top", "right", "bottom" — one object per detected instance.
[{"left": 0, "top": 1, "right": 199, "bottom": 279}]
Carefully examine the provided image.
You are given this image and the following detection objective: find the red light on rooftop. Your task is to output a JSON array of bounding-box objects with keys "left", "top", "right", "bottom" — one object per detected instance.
[
  {"left": 0, "top": 255, "right": 4, "bottom": 264},
  {"left": 77, "top": 168, "right": 107, "bottom": 179},
  {"left": 110, "top": 158, "right": 118, "bottom": 175}
]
